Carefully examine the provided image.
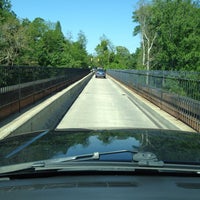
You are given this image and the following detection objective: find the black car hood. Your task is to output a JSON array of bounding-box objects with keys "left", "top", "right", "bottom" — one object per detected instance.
[{"left": 0, "top": 128, "right": 200, "bottom": 166}]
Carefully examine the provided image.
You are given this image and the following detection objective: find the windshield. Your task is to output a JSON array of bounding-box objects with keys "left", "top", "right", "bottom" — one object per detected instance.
[
  {"left": 1, "top": 129, "right": 200, "bottom": 167},
  {"left": 97, "top": 69, "right": 105, "bottom": 72},
  {"left": 0, "top": 0, "right": 200, "bottom": 173}
]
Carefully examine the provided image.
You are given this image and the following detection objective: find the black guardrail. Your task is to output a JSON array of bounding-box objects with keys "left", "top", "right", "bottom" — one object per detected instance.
[
  {"left": 107, "top": 69, "right": 200, "bottom": 132},
  {"left": 0, "top": 66, "right": 90, "bottom": 121}
]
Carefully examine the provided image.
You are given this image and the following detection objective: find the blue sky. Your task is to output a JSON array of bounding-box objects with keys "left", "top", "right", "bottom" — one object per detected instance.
[{"left": 11, "top": 0, "right": 141, "bottom": 54}]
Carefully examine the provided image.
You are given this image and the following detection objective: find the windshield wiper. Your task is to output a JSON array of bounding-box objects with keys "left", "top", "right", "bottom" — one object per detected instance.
[
  {"left": 1, "top": 151, "right": 200, "bottom": 176},
  {"left": 47, "top": 151, "right": 164, "bottom": 167},
  {"left": 44, "top": 149, "right": 139, "bottom": 163},
  {"left": 0, "top": 150, "right": 137, "bottom": 176}
]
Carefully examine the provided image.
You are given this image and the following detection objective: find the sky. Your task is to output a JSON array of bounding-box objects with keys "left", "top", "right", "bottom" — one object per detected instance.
[{"left": 11, "top": 0, "right": 141, "bottom": 54}]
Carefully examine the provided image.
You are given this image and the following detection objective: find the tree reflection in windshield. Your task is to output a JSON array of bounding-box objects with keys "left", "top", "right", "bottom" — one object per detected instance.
[{"left": 0, "top": 129, "right": 200, "bottom": 166}]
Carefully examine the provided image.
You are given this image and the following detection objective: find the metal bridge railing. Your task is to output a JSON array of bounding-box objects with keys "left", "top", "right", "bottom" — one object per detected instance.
[
  {"left": 107, "top": 69, "right": 200, "bottom": 132},
  {"left": 0, "top": 66, "right": 90, "bottom": 121}
]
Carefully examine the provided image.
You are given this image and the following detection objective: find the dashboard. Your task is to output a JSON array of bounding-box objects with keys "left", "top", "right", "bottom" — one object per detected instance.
[{"left": 0, "top": 174, "right": 200, "bottom": 200}]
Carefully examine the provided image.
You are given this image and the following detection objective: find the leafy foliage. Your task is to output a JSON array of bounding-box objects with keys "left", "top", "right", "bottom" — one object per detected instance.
[
  {"left": 0, "top": 1, "right": 138, "bottom": 69},
  {"left": 133, "top": 0, "right": 200, "bottom": 71},
  {"left": 0, "top": 1, "right": 90, "bottom": 67},
  {"left": 1, "top": 0, "right": 199, "bottom": 72},
  {"left": 94, "top": 35, "right": 136, "bottom": 69}
]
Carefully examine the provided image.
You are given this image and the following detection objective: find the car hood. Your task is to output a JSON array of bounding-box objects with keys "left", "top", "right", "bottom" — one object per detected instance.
[{"left": 0, "top": 128, "right": 200, "bottom": 166}]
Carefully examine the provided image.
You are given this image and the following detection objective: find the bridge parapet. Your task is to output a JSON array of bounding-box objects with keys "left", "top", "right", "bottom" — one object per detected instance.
[
  {"left": 0, "top": 73, "right": 93, "bottom": 139},
  {"left": 108, "top": 69, "right": 200, "bottom": 132},
  {"left": 0, "top": 66, "right": 90, "bottom": 121}
]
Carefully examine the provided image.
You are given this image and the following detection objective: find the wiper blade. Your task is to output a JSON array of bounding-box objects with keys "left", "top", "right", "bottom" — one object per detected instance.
[
  {"left": 0, "top": 162, "right": 36, "bottom": 176},
  {"left": 0, "top": 150, "right": 137, "bottom": 176},
  {"left": 48, "top": 149, "right": 138, "bottom": 163},
  {"left": 34, "top": 151, "right": 166, "bottom": 172},
  {"left": 1, "top": 151, "right": 200, "bottom": 176}
]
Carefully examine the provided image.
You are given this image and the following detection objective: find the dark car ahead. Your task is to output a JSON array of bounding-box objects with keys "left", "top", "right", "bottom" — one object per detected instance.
[{"left": 95, "top": 68, "right": 106, "bottom": 78}]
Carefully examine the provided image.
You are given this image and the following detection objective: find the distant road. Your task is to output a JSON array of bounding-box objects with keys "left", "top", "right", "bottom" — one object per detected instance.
[{"left": 56, "top": 75, "right": 192, "bottom": 131}]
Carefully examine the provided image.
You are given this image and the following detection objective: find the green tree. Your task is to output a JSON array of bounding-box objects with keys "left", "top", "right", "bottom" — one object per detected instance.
[
  {"left": 38, "top": 21, "right": 66, "bottom": 66},
  {"left": 132, "top": 47, "right": 143, "bottom": 69},
  {"left": 26, "top": 18, "right": 49, "bottom": 66},
  {"left": 60, "top": 31, "right": 89, "bottom": 68},
  {"left": 70, "top": 31, "right": 88, "bottom": 68},
  {"left": 0, "top": 0, "right": 12, "bottom": 22},
  {"left": 0, "top": 0, "right": 25, "bottom": 65},
  {"left": 110, "top": 46, "right": 134, "bottom": 69},
  {"left": 0, "top": 14, "right": 27, "bottom": 65},
  {"left": 0, "top": 2, "right": 91, "bottom": 67},
  {"left": 133, "top": 0, "right": 200, "bottom": 71},
  {"left": 151, "top": 0, "right": 200, "bottom": 71},
  {"left": 133, "top": 0, "right": 157, "bottom": 70},
  {"left": 95, "top": 35, "right": 114, "bottom": 68}
]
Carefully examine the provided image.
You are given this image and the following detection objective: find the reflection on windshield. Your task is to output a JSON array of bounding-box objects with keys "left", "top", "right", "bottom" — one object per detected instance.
[
  {"left": 0, "top": 129, "right": 200, "bottom": 166},
  {"left": 55, "top": 135, "right": 139, "bottom": 159}
]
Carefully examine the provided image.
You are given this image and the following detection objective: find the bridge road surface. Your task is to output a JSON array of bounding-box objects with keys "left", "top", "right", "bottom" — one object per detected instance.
[{"left": 56, "top": 75, "right": 188, "bottom": 131}]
